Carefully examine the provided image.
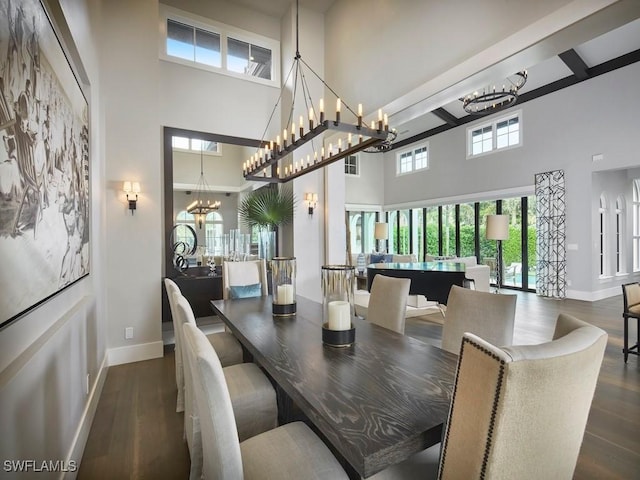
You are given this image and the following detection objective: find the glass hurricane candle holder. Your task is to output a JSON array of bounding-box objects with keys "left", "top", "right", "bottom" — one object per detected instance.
[
  {"left": 321, "top": 265, "right": 355, "bottom": 346},
  {"left": 271, "top": 257, "right": 296, "bottom": 316}
]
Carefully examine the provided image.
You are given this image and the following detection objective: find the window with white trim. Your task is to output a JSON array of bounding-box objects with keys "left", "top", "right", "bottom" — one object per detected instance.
[
  {"left": 467, "top": 111, "right": 522, "bottom": 158},
  {"left": 161, "top": 6, "right": 279, "bottom": 86},
  {"left": 172, "top": 136, "right": 221, "bottom": 155},
  {"left": 175, "top": 210, "right": 196, "bottom": 247},
  {"left": 616, "top": 196, "right": 625, "bottom": 274},
  {"left": 344, "top": 155, "right": 359, "bottom": 176},
  {"left": 395, "top": 144, "right": 429, "bottom": 175},
  {"left": 599, "top": 194, "right": 607, "bottom": 277},
  {"left": 633, "top": 180, "right": 640, "bottom": 272}
]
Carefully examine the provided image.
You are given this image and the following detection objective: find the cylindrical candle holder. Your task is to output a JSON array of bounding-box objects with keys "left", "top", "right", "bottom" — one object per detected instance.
[
  {"left": 321, "top": 265, "right": 355, "bottom": 346},
  {"left": 272, "top": 257, "right": 296, "bottom": 316}
]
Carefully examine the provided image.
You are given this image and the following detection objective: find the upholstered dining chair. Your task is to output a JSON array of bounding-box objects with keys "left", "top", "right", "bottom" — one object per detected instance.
[
  {"left": 440, "top": 284, "right": 517, "bottom": 354},
  {"left": 164, "top": 278, "right": 244, "bottom": 412},
  {"left": 176, "top": 295, "right": 277, "bottom": 480},
  {"left": 222, "top": 259, "right": 269, "bottom": 299},
  {"left": 621, "top": 282, "right": 640, "bottom": 362},
  {"left": 182, "top": 322, "right": 349, "bottom": 480},
  {"left": 363, "top": 274, "right": 412, "bottom": 334},
  {"left": 369, "top": 313, "right": 608, "bottom": 479}
]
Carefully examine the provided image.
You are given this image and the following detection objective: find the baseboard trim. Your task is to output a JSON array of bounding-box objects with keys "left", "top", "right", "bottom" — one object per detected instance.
[
  {"left": 107, "top": 341, "right": 164, "bottom": 366},
  {"left": 61, "top": 353, "right": 108, "bottom": 480},
  {"left": 566, "top": 286, "right": 620, "bottom": 301}
]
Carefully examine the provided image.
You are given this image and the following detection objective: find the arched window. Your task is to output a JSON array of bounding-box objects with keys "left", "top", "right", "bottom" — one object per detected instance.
[
  {"left": 633, "top": 180, "right": 640, "bottom": 272},
  {"left": 616, "top": 196, "right": 625, "bottom": 274},
  {"left": 175, "top": 210, "right": 196, "bottom": 248},
  {"left": 599, "top": 194, "right": 607, "bottom": 277},
  {"left": 205, "top": 211, "right": 224, "bottom": 254}
]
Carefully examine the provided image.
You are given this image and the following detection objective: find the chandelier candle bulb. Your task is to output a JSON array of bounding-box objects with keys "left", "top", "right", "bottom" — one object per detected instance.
[
  {"left": 357, "top": 103, "right": 363, "bottom": 127},
  {"left": 309, "top": 107, "right": 314, "bottom": 130},
  {"left": 348, "top": 133, "right": 352, "bottom": 147},
  {"left": 338, "top": 138, "right": 342, "bottom": 152},
  {"left": 336, "top": 98, "right": 341, "bottom": 124},
  {"left": 384, "top": 114, "right": 389, "bottom": 131},
  {"left": 299, "top": 116, "right": 304, "bottom": 137},
  {"left": 291, "top": 124, "right": 295, "bottom": 143},
  {"left": 283, "top": 129, "right": 288, "bottom": 149},
  {"left": 319, "top": 98, "right": 325, "bottom": 123}
]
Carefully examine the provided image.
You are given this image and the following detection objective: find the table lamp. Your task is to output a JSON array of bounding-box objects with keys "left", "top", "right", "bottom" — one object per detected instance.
[
  {"left": 486, "top": 214, "right": 509, "bottom": 293},
  {"left": 374, "top": 222, "right": 389, "bottom": 253}
]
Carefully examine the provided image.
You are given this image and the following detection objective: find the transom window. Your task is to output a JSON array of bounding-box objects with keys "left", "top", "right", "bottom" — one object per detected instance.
[
  {"left": 172, "top": 136, "right": 221, "bottom": 155},
  {"left": 396, "top": 144, "right": 429, "bottom": 175},
  {"left": 344, "top": 155, "right": 359, "bottom": 176},
  {"left": 161, "top": 6, "right": 279, "bottom": 86},
  {"left": 467, "top": 111, "right": 522, "bottom": 158}
]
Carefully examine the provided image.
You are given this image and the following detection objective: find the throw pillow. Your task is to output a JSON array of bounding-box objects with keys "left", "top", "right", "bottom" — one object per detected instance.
[
  {"left": 229, "top": 283, "right": 262, "bottom": 299},
  {"left": 371, "top": 254, "right": 394, "bottom": 264}
]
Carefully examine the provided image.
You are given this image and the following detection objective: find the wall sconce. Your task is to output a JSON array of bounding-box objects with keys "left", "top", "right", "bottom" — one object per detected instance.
[
  {"left": 305, "top": 192, "right": 318, "bottom": 216},
  {"left": 123, "top": 181, "right": 140, "bottom": 214}
]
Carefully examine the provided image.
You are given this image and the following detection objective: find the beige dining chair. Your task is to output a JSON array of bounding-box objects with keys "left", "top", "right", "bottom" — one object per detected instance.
[
  {"left": 363, "top": 274, "right": 412, "bottom": 334},
  {"left": 440, "top": 285, "right": 517, "bottom": 354},
  {"left": 176, "top": 296, "right": 278, "bottom": 480},
  {"left": 182, "top": 322, "right": 349, "bottom": 480},
  {"left": 164, "top": 278, "right": 244, "bottom": 412},
  {"left": 222, "top": 259, "right": 269, "bottom": 299},
  {"left": 369, "top": 313, "right": 608, "bottom": 479}
]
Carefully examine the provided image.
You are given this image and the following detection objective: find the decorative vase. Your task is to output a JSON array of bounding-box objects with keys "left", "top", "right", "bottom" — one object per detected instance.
[
  {"left": 356, "top": 253, "right": 366, "bottom": 274},
  {"left": 321, "top": 265, "right": 356, "bottom": 346},
  {"left": 271, "top": 257, "right": 296, "bottom": 316},
  {"left": 258, "top": 230, "right": 276, "bottom": 261}
]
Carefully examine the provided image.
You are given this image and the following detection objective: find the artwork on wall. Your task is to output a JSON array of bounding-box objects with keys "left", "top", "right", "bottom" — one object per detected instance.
[{"left": 0, "top": 0, "right": 89, "bottom": 329}]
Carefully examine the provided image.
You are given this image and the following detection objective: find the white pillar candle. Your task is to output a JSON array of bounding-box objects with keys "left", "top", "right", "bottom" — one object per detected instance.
[
  {"left": 328, "top": 300, "right": 351, "bottom": 330},
  {"left": 276, "top": 284, "right": 294, "bottom": 304}
]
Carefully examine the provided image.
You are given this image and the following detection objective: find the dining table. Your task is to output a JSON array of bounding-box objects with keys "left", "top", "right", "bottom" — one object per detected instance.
[{"left": 210, "top": 295, "right": 458, "bottom": 478}]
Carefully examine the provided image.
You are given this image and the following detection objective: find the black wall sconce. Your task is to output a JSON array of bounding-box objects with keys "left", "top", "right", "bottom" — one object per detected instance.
[
  {"left": 123, "top": 181, "right": 140, "bottom": 214},
  {"left": 305, "top": 192, "right": 318, "bottom": 216}
]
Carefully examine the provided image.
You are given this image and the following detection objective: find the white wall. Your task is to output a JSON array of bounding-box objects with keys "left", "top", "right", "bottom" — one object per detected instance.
[
  {"left": 0, "top": 0, "right": 107, "bottom": 474},
  {"left": 345, "top": 152, "right": 384, "bottom": 205}
]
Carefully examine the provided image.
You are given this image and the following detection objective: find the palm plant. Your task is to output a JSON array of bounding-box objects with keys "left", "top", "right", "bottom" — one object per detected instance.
[{"left": 238, "top": 185, "right": 295, "bottom": 232}]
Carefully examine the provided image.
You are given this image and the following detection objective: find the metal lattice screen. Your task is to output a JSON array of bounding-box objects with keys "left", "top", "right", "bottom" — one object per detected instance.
[{"left": 535, "top": 170, "right": 567, "bottom": 298}]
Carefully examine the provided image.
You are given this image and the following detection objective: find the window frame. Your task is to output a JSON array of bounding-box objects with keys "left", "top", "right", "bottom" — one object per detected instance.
[
  {"left": 160, "top": 5, "right": 280, "bottom": 87},
  {"left": 633, "top": 180, "right": 640, "bottom": 272},
  {"left": 599, "top": 194, "right": 608, "bottom": 278},
  {"left": 172, "top": 136, "right": 222, "bottom": 156},
  {"left": 466, "top": 110, "right": 522, "bottom": 159},
  {"left": 395, "top": 142, "right": 429, "bottom": 176},
  {"left": 344, "top": 154, "right": 359, "bottom": 177}
]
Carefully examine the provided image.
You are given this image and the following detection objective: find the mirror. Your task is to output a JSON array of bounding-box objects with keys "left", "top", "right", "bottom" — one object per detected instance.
[{"left": 163, "top": 126, "right": 262, "bottom": 276}]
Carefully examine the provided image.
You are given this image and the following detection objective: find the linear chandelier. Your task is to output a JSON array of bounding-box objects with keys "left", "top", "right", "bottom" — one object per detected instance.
[
  {"left": 187, "top": 146, "right": 220, "bottom": 228},
  {"left": 243, "top": 0, "right": 390, "bottom": 184},
  {"left": 461, "top": 71, "right": 527, "bottom": 115}
]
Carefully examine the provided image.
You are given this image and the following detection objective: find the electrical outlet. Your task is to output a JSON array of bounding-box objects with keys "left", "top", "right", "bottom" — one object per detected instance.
[
  {"left": 85, "top": 373, "right": 90, "bottom": 395},
  {"left": 125, "top": 327, "right": 134, "bottom": 339}
]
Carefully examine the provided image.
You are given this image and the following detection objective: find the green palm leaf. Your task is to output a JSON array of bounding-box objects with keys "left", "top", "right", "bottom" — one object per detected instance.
[{"left": 239, "top": 185, "right": 295, "bottom": 231}]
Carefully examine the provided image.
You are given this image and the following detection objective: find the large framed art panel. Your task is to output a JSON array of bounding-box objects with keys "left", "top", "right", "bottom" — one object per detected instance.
[{"left": 0, "top": 0, "right": 89, "bottom": 329}]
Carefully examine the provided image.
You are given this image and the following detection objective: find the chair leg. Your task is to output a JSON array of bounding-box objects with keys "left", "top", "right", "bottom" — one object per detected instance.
[{"left": 623, "top": 315, "right": 629, "bottom": 363}]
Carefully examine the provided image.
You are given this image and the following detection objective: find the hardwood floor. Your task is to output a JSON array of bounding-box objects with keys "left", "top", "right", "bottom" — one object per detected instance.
[{"left": 78, "top": 292, "right": 639, "bottom": 479}]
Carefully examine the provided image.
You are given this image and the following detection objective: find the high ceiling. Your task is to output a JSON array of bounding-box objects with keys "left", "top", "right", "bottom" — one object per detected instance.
[
  {"left": 391, "top": 16, "right": 640, "bottom": 147},
  {"left": 226, "top": 0, "right": 639, "bottom": 150}
]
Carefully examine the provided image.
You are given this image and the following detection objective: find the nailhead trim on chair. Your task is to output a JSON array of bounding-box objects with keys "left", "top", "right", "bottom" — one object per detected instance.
[{"left": 439, "top": 337, "right": 506, "bottom": 480}]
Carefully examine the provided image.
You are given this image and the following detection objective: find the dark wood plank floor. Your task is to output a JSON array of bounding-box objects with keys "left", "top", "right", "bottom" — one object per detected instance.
[{"left": 78, "top": 292, "right": 639, "bottom": 479}]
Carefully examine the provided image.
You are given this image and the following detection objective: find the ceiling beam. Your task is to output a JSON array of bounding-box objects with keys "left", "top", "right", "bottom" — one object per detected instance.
[
  {"left": 558, "top": 48, "right": 590, "bottom": 80},
  {"left": 432, "top": 107, "right": 459, "bottom": 126}
]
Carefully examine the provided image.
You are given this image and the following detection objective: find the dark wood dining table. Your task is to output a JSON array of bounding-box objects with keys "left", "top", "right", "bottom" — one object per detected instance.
[{"left": 211, "top": 295, "right": 457, "bottom": 478}]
